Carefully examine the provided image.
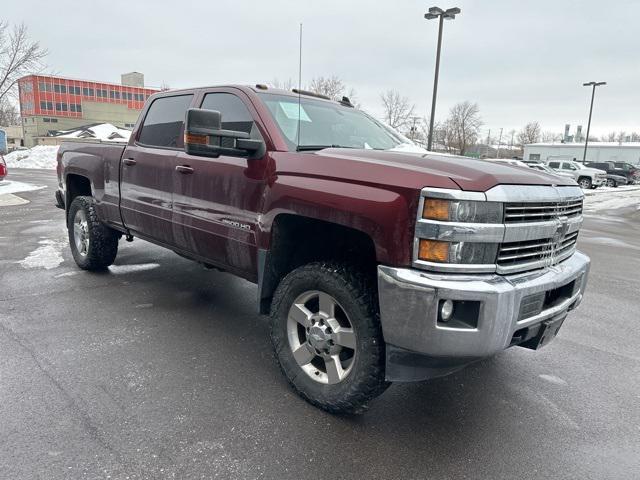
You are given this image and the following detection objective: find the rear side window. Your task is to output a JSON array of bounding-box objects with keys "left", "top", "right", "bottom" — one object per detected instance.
[
  {"left": 200, "top": 93, "right": 257, "bottom": 135},
  {"left": 549, "top": 161, "right": 560, "bottom": 168},
  {"left": 138, "top": 94, "right": 193, "bottom": 148}
]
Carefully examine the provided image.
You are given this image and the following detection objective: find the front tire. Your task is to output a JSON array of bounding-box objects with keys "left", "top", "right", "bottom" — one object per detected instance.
[
  {"left": 270, "top": 262, "right": 389, "bottom": 414},
  {"left": 68, "top": 196, "right": 119, "bottom": 270},
  {"left": 578, "top": 177, "right": 592, "bottom": 189}
]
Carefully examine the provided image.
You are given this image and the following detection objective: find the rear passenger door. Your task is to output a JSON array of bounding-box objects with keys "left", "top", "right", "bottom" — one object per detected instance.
[
  {"left": 172, "top": 89, "right": 269, "bottom": 279},
  {"left": 120, "top": 93, "right": 194, "bottom": 246}
]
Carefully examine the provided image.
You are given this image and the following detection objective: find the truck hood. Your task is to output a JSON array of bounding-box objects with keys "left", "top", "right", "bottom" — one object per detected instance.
[{"left": 310, "top": 148, "right": 577, "bottom": 191}]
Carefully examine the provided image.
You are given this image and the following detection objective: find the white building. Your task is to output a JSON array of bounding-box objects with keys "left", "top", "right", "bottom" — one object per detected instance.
[{"left": 523, "top": 142, "right": 640, "bottom": 165}]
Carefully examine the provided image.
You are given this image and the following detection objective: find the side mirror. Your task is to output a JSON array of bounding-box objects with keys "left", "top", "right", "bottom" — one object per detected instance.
[{"left": 184, "top": 108, "right": 265, "bottom": 159}]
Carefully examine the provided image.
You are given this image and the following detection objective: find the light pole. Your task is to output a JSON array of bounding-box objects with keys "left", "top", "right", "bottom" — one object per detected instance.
[
  {"left": 425, "top": 6, "right": 460, "bottom": 151},
  {"left": 582, "top": 81, "right": 606, "bottom": 162}
]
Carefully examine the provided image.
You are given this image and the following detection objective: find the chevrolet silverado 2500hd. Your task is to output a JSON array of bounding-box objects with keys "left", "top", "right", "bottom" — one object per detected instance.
[{"left": 56, "top": 85, "right": 590, "bottom": 413}]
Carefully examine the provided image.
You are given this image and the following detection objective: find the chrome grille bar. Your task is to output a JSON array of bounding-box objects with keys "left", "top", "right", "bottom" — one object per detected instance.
[{"left": 504, "top": 200, "right": 583, "bottom": 223}]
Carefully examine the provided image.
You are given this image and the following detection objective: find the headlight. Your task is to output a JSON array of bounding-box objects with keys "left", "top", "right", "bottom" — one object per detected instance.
[
  {"left": 418, "top": 239, "right": 499, "bottom": 264},
  {"left": 422, "top": 198, "right": 503, "bottom": 223}
]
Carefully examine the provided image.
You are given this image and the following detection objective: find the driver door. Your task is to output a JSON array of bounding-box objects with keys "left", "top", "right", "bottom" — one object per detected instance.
[{"left": 172, "top": 89, "right": 270, "bottom": 279}]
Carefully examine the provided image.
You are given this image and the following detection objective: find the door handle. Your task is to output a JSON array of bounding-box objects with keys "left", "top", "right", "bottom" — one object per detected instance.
[
  {"left": 175, "top": 165, "right": 194, "bottom": 174},
  {"left": 123, "top": 158, "right": 137, "bottom": 166}
]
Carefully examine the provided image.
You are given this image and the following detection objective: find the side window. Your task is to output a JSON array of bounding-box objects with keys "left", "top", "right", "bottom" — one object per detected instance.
[
  {"left": 138, "top": 94, "right": 193, "bottom": 148},
  {"left": 549, "top": 161, "right": 560, "bottom": 169},
  {"left": 200, "top": 93, "right": 257, "bottom": 136}
]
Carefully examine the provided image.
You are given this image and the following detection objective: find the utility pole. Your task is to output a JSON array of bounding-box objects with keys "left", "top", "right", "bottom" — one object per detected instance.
[
  {"left": 424, "top": 6, "right": 461, "bottom": 151},
  {"left": 582, "top": 81, "right": 606, "bottom": 162},
  {"left": 496, "top": 128, "right": 503, "bottom": 159},
  {"left": 485, "top": 129, "right": 490, "bottom": 158}
]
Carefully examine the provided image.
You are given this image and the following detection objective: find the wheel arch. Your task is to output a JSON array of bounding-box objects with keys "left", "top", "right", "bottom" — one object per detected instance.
[{"left": 257, "top": 214, "right": 379, "bottom": 314}]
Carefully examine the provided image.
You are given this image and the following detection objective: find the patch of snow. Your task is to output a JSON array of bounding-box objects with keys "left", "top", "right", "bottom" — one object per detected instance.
[
  {"left": 0, "top": 180, "right": 46, "bottom": 194},
  {"left": 583, "top": 185, "right": 640, "bottom": 212},
  {"left": 4, "top": 146, "right": 59, "bottom": 169},
  {"left": 108, "top": 263, "right": 160, "bottom": 274},
  {"left": 55, "top": 123, "right": 131, "bottom": 142},
  {"left": 19, "top": 239, "right": 66, "bottom": 270},
  {"left": 0, "top": 193, "right": 30, "bottom": 206}
]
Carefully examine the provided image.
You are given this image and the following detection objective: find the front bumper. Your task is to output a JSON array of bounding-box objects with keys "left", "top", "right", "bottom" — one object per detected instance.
[{"left": 378, "top": 251, "right": 590, "bottom": 380}]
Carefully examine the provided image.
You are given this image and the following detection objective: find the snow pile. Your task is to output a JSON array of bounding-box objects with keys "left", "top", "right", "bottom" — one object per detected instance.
[
  {"left": 55, "top": 123, "right": 131, "bottom": 141},
  {"left": 0, "top": 179, "right": 46, "bottom": 194},
  {"left": 4, "top": 146, "right": 59, "bottom": 169},
  {"left": 583, "top": 185, "right": 640, "bottom": 212}
]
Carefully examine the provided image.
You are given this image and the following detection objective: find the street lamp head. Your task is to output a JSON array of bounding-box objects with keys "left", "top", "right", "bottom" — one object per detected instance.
[
  {"left": 583, "top": 81, "right": 606, "bottom": 87},
  {"left": 445, "top": 7, "right": 461, "bottom": 14},
  {"left": 428, "top": 6, "right": 444, "bottom": 15},
  {"left": 425, "top": 6, "right": 460, "bottom": 20},
  {"left": 424, "top": 13, "right": 439, "bottom": 19}
]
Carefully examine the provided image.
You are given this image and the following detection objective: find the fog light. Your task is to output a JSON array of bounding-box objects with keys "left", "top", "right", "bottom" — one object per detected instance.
[{"left": 440, "top": 299, "right": 454, "bottom": 322}]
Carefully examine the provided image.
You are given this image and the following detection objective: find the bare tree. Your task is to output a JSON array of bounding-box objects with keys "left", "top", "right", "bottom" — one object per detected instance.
[
  {"left": 379, "top": 89, "right": 415, "bottom": 131},
  {"left": 541, "top": 131, "right": 563, "bottom": 143},
  {"left": 616, "top": 131, "right": 627, "bottom": 144},
  {"left": 0, "top": 21, "right": 47, "bottom": 105},
  {"left": 269, "top": 78, "right": 295, "bottom": 90},
  {"left": 0, "top": 97, "right": 19, "bottom": 125},
  {"left": 309, "top": 76, "right": 345, "bottom": 99},
  {"left": 517, "top": 121, "right": 541, "bottom": 146},
  {"left": 446, "top": 101, "right": 482, "bottom": 155},
  {"left": 602, "top": 131, "right": 617, "bottom": 142}
]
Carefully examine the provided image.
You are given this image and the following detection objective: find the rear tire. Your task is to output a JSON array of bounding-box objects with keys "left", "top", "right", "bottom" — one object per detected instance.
[
  {"left": 578, "top": 177, "right": 592, "bottom": 189},
  {"left": 68, "top": 196, "right": 119, "bottom": 270},
  {"left": 270, "top": 262, "right": 389, "bottom": 414}
]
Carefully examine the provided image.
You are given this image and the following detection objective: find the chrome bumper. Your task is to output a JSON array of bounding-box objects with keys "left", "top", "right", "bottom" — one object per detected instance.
[{"left": 378, "top": 251, "right": 590, "bottom": 360}]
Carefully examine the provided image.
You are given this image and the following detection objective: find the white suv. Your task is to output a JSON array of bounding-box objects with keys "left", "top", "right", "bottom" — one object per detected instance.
[{"left": 547, "top": 160, "right": 607, "bottom": 189}]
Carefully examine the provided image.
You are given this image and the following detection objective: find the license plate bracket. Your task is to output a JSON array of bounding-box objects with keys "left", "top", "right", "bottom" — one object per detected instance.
[{"left": 521, "top": 315, "right": 566, "bottom": 350}]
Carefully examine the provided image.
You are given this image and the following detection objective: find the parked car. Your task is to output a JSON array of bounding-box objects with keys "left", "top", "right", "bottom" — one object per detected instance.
[
  {"left": 612, "top": 162, "right": 640, "bottom": 183},
  {"left": 56, "top": 85, "right": 590, "bottom": 413},
  {"left": 547, "top": 160, "right": 607, "bottom": 189},
  {"left": 524, "top": 161, "right": 576, "bottom": 180},
  {"left": 0, "top": 155, "right": 7, "bottom": 181},
  {"left": 585, "top": 161, "right": 631, "bottom": 186}
]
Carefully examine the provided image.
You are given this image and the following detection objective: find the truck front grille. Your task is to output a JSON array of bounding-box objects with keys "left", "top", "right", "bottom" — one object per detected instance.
[
  {"left": 497, "top": 231, "right": 578, "bottom": 271},
  {"left": 504, "top": 199, "right": 583, "bottom": 223}
]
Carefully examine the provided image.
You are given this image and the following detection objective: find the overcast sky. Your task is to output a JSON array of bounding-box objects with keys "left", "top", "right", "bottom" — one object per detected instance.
[{"left": 5, "top": 0, "right": 639, "bottom": 138}]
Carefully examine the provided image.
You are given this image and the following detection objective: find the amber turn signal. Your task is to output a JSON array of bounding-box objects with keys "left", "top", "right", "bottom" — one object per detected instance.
[
  {"left": 418, "top": 239, "right": 449, "bottom": 262},
  {"left": 184, "top": 133, "right": 208, "bottom": 145},
  {"left": 422, "top": 198, "right": 450, "bottom": 221}
]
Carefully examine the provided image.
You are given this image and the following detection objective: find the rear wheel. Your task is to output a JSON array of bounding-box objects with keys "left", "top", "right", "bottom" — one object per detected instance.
[
  {"left": 270, "top": 262, "right": 389, "bottom": 414},
  {"left": 606, "top": 178, "right": 617, "bottom": 188},
  {"left": 68, "top": 196, "right": 119, "bottom": 270},
  {"left": 578, "top": 177, "right": 592, "bottom": 189}
]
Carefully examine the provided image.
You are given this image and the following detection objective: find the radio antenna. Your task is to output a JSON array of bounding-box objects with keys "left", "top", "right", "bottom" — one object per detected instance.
[{"left": 296, "top": 22, "right": 303, "bottom": 149}]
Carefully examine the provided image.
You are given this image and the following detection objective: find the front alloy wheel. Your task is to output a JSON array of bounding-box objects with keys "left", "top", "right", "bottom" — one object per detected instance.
[
  {"left": 287, "top": 290, "right": 356, "bottom": 385},
  {"left": 270, "top": 262, "right": 388, "bottom": 414}
]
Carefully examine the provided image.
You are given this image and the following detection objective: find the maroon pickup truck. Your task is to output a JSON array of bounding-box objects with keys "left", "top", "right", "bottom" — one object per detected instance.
[{"left": 56, "top": 85, "right": 590, "bottom": 413}]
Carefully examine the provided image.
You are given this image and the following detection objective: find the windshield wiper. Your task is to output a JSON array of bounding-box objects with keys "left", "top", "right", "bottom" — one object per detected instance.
[{"left": 296, "top": 144, "right": 355, "bottom": 151}]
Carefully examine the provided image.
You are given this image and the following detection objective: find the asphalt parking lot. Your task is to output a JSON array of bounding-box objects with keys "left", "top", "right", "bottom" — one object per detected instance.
[{"left": 1, "top": 169, "right": 639, "bottom": 480}]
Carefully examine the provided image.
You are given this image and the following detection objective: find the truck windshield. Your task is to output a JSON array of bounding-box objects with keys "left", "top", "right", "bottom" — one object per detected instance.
[{"left": 258, "top": 92, "right": 407, "bottom": 151}]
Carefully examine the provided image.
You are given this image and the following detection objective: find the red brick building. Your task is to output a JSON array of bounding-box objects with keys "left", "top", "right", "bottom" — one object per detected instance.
[{"left": 18, "top": 72, "right": 159, "bottom": 146}]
